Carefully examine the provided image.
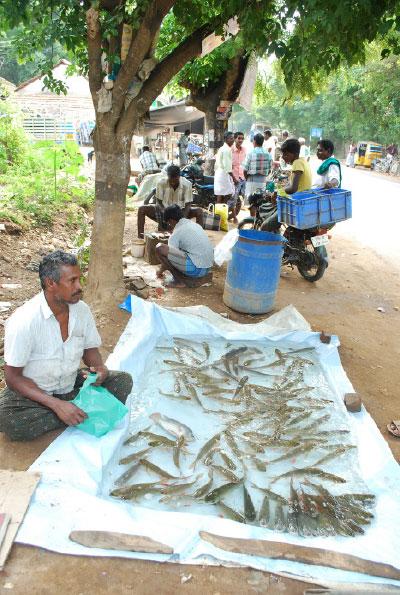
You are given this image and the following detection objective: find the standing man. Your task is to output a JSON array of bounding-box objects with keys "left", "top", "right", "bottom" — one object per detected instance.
[
  {"left": 231, "top": 131, "right": 247, "bottom": 213},
  {"left": 138, "top": 145, "right": 160, "bottom": 181},
  {"left": 178, "top": 129, "right": 190, "bottom": 167},
  {"left": 314, "top": 139, "right": 342, "bottom": 188},
  {"left": 214, "top": 131, "right": 237, "bottom": 223},
  {"left": 299, "top": 137, "right": 311, "bottom": 161},
  {"left": 0, "top": 251, "right": 133, "bottom": 441},
  {"left": 243, "top": 133, "right": 273, "bottom": 199},
  {"left": 264, "top": 129, "right": 276, "bottom": 157},
  {"left": 156, "top": 205, "right": 214, "bottom": 288},
  {"left": 137, "top": 165, "right": 203, "bottom": 238}
]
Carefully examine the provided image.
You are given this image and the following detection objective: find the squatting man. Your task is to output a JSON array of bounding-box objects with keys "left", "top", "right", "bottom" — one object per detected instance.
[{"left": 0, "top": 251, "right": 133, "bottom": 441}]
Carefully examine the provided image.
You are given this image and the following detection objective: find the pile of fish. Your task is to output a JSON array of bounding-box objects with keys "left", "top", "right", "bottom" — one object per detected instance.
[{"left": 110, "top": 337, "right": 375, "bottom": 537}]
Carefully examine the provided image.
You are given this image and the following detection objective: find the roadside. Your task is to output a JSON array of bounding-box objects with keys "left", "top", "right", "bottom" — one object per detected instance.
[{"left": 1, "top": 187, "right": 400, "bottom": 593}]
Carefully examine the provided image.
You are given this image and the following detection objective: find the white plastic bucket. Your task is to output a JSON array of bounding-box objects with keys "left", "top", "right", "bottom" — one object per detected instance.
[{"left": 131, "top": 239, "right": 145, "bottom": 258}]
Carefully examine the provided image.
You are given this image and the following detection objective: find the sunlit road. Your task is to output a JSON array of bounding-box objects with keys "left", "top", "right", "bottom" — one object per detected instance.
[{"left": 334, "top": 164, "right": 400, "bottom": 266}]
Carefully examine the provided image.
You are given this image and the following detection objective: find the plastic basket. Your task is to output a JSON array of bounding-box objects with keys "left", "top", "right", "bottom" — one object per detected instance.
[{"left": 277, "top": 188, "right": 352, "bottom": 230}]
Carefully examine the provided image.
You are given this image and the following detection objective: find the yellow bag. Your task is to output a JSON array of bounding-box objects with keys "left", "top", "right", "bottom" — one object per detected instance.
[{"left": 214, "top": 203, "right": 229, "bottom": 232}]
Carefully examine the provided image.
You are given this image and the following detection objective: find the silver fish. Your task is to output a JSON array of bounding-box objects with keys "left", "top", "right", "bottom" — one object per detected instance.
[{"left": 150, "top": 412, "right": 195, "bottom": 442}]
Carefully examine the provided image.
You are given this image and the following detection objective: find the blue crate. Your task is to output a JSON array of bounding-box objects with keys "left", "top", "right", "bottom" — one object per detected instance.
[{"left": 277, "top": 188, "right": 352, "bottom": 230}]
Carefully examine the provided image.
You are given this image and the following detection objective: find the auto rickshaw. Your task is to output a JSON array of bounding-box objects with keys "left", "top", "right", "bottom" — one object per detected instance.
[{"left": 354, "top": 141, "right": 383, "bottom": 168}]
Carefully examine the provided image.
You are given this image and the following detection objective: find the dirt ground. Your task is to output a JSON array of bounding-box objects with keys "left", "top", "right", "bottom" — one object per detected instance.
[{"left": 1, "top": 207, "right": 399, "bottom": 594}]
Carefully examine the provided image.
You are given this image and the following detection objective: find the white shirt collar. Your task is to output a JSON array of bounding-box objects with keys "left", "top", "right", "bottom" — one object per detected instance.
[{"left": 39, "top": 291, "right": 54, "bottom": 320}]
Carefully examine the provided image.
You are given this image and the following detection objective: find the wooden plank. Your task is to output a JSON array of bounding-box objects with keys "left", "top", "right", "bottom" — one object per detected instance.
[
  {"left": 0, "top": 470, "right": 41, "bottom": 570},
  {"left": 199, "top": 531, "right": 400, "bottom": 582},
  {"left": 69, "top": 530, "right": 173, "bottom": 554}
]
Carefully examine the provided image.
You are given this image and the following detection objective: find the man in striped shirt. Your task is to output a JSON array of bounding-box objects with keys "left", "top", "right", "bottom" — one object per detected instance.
[{"left": 243, "top": 133, "right": 272, "bottom": 199}]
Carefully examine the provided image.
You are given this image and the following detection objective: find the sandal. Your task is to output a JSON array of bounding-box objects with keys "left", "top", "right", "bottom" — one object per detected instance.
[{"left": 387, "top": 420, "right": 400, "bottom": 438}]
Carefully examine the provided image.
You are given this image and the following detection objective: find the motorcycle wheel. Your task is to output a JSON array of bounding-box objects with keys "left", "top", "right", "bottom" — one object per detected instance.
[{"left": 297, "top": 245, "right": 328, "bottom": 282}]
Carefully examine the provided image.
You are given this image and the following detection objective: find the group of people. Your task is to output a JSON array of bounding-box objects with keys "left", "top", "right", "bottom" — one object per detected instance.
[
  {"left": 136, "top": 130, "right": 342, "bottom": 290},
  {"left": 213, "top": 130, "right": 341, "bottom": 222}
]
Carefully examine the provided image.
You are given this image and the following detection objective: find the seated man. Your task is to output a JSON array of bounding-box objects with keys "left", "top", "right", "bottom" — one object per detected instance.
[
  {"left": 138, "top": 145, "right": 160, "bottom": 182},
  {"left": 156, "top": 204, "right": 214, "bottom": 288},
  {"left": 261, "top": 138, "right": 312, "bottom": 232},
  {"left": 314, "top": 139, "right": 341, "bottom": 188},
  {"left": 0, "top": 251, "right": 133, "bottom": 441},
  {"left": 137, "top": 165, "right": 203, "bottom": 238}
]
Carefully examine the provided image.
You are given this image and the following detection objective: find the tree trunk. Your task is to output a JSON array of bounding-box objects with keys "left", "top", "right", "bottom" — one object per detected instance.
[
  {"left": 204, "top": 109, "right": 228, "bottom": 175},
  {"left": 85, "top": 136, "right": 132, "bottom": 306}
]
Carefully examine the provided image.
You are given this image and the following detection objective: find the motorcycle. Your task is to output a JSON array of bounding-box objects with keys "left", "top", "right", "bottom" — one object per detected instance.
[{"left": 238, "top": 191, "right": 332, "bottom": 282}]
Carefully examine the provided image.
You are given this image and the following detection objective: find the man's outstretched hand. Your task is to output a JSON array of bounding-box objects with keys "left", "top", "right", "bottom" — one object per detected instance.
[{"left": 53, "top": 400, "right": 87, "bottom": 426}]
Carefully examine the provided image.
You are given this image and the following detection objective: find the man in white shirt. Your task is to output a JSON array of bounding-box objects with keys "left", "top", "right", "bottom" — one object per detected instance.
[
  {"left": 0, "top": 252, "right": 132, "bottom": 441},
  {"left": 263, "top": 129, "right": 276, "bottom": 158},
  {"left": 314, "top": 139, "right": 342, "bottom": 188},
  {"left": 156, "top": 205, "right": 214, "bottom": 288},
  {"left": 137, "top": 165, "right": 203, "bottom": 238},
  {"left": 214, "top": 131, "right": 236, "bottom": 222}
]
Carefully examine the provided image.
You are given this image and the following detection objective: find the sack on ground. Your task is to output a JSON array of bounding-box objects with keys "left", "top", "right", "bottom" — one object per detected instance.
[
  {"left": 72, "top": 374, "right": 128, "bottom": 437},
  {"left": 214, "top": 203, "right": 229, "bottom": 232},
  {"left": 203, "top": 204, "right": 221, "bottom": 231},
  {"left": 214, "top": 228, "right": 239, "bottom": 266}
]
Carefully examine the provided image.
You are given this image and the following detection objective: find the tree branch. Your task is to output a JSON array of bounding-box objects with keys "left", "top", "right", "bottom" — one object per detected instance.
[
  {"left": 112, "top": 0, "right": 175, "bottom": 117},
  {"left": 117, "top": 22, "right": 213, "bottom": 134},
  {"left": 86, "top": 7, "right": 103, "bottom": 102}
]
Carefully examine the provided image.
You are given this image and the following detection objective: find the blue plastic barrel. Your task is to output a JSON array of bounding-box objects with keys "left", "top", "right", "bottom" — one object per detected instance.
[{"left": 223, "top": 229, "right": 285, "bottom": 314}]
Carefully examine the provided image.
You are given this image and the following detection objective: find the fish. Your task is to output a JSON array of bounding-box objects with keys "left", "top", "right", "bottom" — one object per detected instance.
[
  {"left": 220, "top": 450, "right": 237, "bottom": 470},
  {"left": 159, "top": 390, "right": 191, "bottom": 401},
  {"left": 270, "top": 441, "right": 321, "bottom": 464},
  {"left": 251, "top": 484, "right": 288, "bottom": 504},
  {"left": 202, "top": 342, "right": 210, "bottom": 360},
  {"left": 290, "top": 414, "right": 330, "bottom": 435},
  {"left": 150, "top": 412, "right": 195, "bottom": 442},
  {"left": 139, "top": 458, "right": 179, "bottom": 480},
  {"left": 141, "top": 431, "right": 177, "bottom": 447},
  {"left": 174, "top": 377, "right": 181, "bottom": 393},
  {"left": 160, "top": 477, "right": 199, "bottom": 495},
  {"left": 163, "top": 359, "right": 189, "bottom": 368},
  {"left": 193, "top": 470, "right": 213, "bottom": 498},
  {"left": 252, "top": 457, "right": 267, "bottom": 472},
  {"left": 205, "top": 481, "right": 239, "bottom": 503},
  {"left": 123, "top": 426, "right": 151, "bottom": 446},
  {"left": 313, "top": 445, "right": 357, "bottom": 467},
  {"left": 271, "top": 466, "right": 346, "bottom": 484},
  {"left": 114, "top": 462, "right": 140, "bottom": 486},
  {"left": 119, "top": 447, "right": 151, "bottom": 465},
  {"left": 243, "top": 484, "right": 257, "bottom": 522},
  {"left": 211, "top": 465, "right": 241, "bottom": 483},
  {"left": 173, "top": 436, "right": 185, "bottom": 469},
  {"left": 259, "top": 495, "right": 270, "bottom": 527},
  {"left": 273, "top": 502, "right": 287, "bottom": 532},
  {"left": 191, "top": 432, "right": 220, "bottom": 468},
  {"left": 218, "top": 501, "right": 245, "bottom": 523},
  {"left": 110, "top": 481, "right": 161, "bottom": 499},
  {"left": 223, "top": 430, "right": 242, "bottom": 460},
  {"left": 233, "top": 376, "right": 249, "bottom": 398}
]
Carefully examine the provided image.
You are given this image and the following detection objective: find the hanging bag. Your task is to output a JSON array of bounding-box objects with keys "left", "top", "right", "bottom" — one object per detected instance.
[{"left": 203, "top": 204, "right": 221, "bottom": 231}]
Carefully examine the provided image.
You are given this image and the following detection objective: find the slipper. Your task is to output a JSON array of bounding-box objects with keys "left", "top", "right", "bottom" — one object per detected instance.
[{"left": 387, "top": 420, "right": 400, "bottom": 438}]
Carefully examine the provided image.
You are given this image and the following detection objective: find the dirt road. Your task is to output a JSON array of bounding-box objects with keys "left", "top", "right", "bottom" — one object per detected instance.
[{"left": 1, "top": 167, "right": 399, "bottom": 594}]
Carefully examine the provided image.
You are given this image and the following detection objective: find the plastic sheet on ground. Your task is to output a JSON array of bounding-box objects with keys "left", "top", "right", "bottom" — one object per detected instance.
[{"left": 16, "top": 297, "right": 400, "bottom": 587}]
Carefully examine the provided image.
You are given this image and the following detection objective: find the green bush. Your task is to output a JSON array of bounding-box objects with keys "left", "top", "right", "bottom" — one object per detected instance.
[{"left": 0, "top": 126, "right": 93, "bottom": 228}]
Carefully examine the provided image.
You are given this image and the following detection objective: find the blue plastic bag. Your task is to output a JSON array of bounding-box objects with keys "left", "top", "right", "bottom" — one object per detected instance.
[{"left": 71, "top": 373, "right": 128, "bottom": 437}]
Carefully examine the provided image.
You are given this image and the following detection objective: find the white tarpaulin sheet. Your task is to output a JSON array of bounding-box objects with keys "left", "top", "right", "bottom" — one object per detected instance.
[{"left": 16, "top": 297, "right": 400, "bottom": 587}]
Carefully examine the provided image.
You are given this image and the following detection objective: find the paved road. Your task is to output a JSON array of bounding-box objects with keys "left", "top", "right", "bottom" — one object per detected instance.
[{"left": 335, "top": 165, "right": 400, "bottom": 265}]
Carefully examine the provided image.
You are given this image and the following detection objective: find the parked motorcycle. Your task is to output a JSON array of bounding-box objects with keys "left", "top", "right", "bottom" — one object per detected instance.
[{"left": 238, "top": 191, "right": 332, "bottom": 282}]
